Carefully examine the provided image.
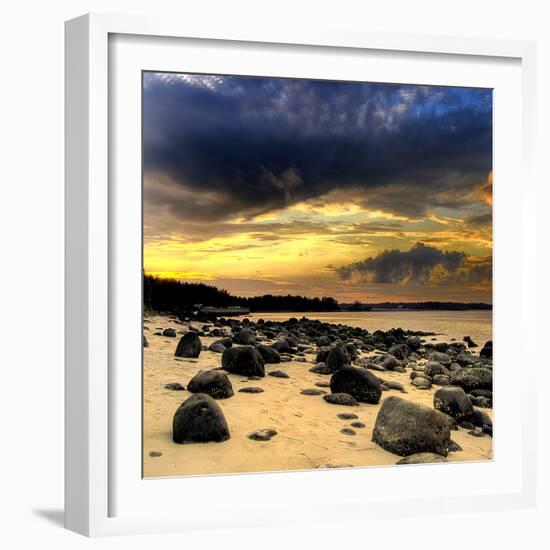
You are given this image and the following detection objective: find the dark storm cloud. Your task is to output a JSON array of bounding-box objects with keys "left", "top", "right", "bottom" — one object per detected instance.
[
  {"left": 143, "top": 73, "right": 492, "bottom": 221},
  {"left": 334, "top": 242, "right": 490, "bottom": 286}
]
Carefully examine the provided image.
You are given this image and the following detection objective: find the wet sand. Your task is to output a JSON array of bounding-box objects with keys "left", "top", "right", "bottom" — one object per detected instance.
[{"left": 143, "top": 314, "right": 493, "bottom": 478}]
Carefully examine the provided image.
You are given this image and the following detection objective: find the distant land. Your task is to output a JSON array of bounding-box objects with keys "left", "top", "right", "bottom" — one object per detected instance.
[{"left": 144, "top": 275, "right": 491, "bottom": 314}]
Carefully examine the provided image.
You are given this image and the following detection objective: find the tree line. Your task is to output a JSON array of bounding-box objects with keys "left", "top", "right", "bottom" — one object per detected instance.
[{"left": 143, "top": 275, "right": 340, "bottom": 313}]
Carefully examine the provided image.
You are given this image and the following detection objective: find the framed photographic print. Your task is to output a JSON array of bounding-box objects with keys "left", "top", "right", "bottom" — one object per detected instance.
[{"left": 65, "top": 13, "right": 537, "bottom": 536}]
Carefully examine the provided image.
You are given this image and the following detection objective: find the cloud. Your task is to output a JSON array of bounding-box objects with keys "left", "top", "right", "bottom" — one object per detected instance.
[
  {"left": 334, "top": 242, "right": 491, "bottom": 286},
  {"left": 143, "top": 73, "right": 493, "bottom": 223}
]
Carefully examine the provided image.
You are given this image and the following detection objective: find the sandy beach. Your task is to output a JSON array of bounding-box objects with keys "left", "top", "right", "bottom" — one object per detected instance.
[{"left": 143, "top": 313, "right": 492, "bottom": 478}]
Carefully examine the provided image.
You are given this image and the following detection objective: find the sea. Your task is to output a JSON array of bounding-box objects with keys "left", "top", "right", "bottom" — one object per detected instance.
[{"left": 246, "top": 310, "right": 493, "bottom": 349}]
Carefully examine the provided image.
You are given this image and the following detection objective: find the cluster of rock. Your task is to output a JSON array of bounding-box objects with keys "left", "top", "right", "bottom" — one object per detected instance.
[{"left": 149, "top": 315, "right": 492, "bottom": 463}]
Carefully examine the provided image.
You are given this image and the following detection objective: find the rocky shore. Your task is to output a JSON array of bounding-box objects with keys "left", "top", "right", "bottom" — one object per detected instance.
[{"left": 143, "top": 313, "right": 493, "bottom": 477}]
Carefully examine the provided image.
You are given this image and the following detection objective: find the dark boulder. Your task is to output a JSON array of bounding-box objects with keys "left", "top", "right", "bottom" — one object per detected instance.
[
  {"left": 222, "top": 346, "right": 265, "bottom": 377},
  {"left": 433, "top": 386, "right": 473, "bottom": 421},
  {"left": 143, "top": 335, "right": 149, "bottom": 348},
  {"left": 382, "top": 354, "right": 401, "bottom": 371},
  {"left": 432, "top": 374, "right": 450, "bottom": 386},
  {"left": 323, "top": 393, "right": 359, "bottom": 406},
  {"left": 248, "top": 429, "right": 277, "bottom": 441},
  {"left": 268, "top": 370, "right": 289, "bottom": 378},
  {"left": 470, "top": 408, "right": 492, "bottom": 428},
  {"left": 430, "top": 351, "right": 451, "bottom": 366},
  {"left": 163, "top": 328, "right": 177, "bottom": 337},
  {"left": 272, "top": 339, "right": 294, "bottom": 354},
  {"left": 406, "top": 335, "right": 422, "bottom": 351},
  {"left": 424, "top": 361, "right": 449, "bottom": 377},
  {"left": 450, "top": 367, "right": 493, "bottom": 392},
  {"left": 317, "top": 335, "right": 331, "bottom": 347},
  {"left": 208, "top": 342, "right": 226, "bottom": 353},
  {"left": 479, "top": 341, "right": 493, "bottom": 359},
  {"left": 187, "top": 370, "right": 234, "bottom": 399},
  {"left": 309, "top": 363, "right": 332, "bottom": 375},
  {"left": 238, "top": 386, "right": 264, "bottom": 393},
  {"left": 234, "top": 328, "right": 256, "bottom": 345},
  {"left": 172, "top": 394, "right": 230, "bottom": 444},
  {"left": 372, "top": 396, "right": 451, "bottom": 457},
  {"left": 164, "top": 382, "right": 185, "bottom": 391},
  {"left": 255, "top": 344, "right": 281, "bottom": 364},
  {"left": 175, "top": 332, "right": 202, "bottom": 358},
  {"left": 330, "top": 366, "right": 382, "bottom": 404},
  {"left": 326, "top": 344, "right": 351, "bottom": 373}
]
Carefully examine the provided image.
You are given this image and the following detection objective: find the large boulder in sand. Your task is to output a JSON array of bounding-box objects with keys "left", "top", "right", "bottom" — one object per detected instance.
[
  {"left": 187, "top": 370, "right": 234, "bottom": 399},
  {"left": 479, "top": 340, "right": 493, "bottom": 360},
  {"left": 372, "top": 396, "right": 450, "bottom": 457},
  {"left": 255, "top": 344, "right": 281, "bottom": 364},
  {"left": 330, "top": 366, "right": 382, "bottom": 404},
  {"left": 430, "top": 351, "right": 451, "bottom": 366},
  {"left": 433, "top": 386, "right": 473, "bottom": 421},
  {"left": 450, "top": 367, "right": 493, "bottom": 393},
  {"left": 234, "top": 328, "right": 256, "bottom": 345},
  {"left": 172, "top": 393, "right": 230, "bottom": 444},
  {"left": 175, "top": 332, "right": 202, "bottom": 358},
  {"left": 326, "top": 344, "right": 351, "bottom": 373},
  {"left": 222, "top": 346, "right": 265, "bottom": 377},
  {"left": 406, "top": 335, "right": 422, "bottom": 351},
  {"left": 424, "top": 361, "right": 449, "bottom": 378}
]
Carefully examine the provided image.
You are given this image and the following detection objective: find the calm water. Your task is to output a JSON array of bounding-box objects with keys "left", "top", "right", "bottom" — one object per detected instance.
[{"left": 247, "top": 310, "right": 493, "bottom": 348}]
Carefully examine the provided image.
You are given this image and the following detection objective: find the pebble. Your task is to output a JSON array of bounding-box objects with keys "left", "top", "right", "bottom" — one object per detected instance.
[{"left": 248, "top": 429, "right": 278, "bottom": 441}]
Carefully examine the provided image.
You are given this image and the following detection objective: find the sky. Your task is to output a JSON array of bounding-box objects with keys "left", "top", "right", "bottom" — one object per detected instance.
[{"left": 143, "top": 72, "right": 493, "bottom": 303}]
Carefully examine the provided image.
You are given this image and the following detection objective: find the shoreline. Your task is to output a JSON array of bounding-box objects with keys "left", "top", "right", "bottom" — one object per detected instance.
[{"left": 143, "top": 313, "right": 493, "bottom": 478}]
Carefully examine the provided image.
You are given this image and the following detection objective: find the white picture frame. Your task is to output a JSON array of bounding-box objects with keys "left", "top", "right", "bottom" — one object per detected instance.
[{"left": 65, "top": 12, "right": 537, "bottom": 537}]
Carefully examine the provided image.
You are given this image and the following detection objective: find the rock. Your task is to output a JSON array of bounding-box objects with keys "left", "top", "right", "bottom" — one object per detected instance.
[
  {"left": 406, "top": 335, "right": 422, "bottom": 351},
  {"left": 323, "top": 393, "right": 359, "bottom": 406},
  {"left": 234, "top": 328, "right": 256, "bottom": 345},
  {"left": 482, "top": 424, "right": 493, "bottom": 436},
  {"left": 268, "top": 370, "right": 289, "bottom": 379},
  {"left": 163, "top": 328, "right": 177, "bottom": 337},
  {"left": 468, "top": 430, "right": 487, "bottom": 437},
  {"left": 432, "top": 374, "right": 450, "bottom": 386},
  {"left": 448, "top": 440, "right": 462, "bottom": 452},
  {"left": 396, "top": 453, "right": 447, "bottom": 465},
  {"left": 470, "top": 389, "right": 493, "bottom": 398},
  {"left": 460, "top": 421, "right": 476, "bottom": 430},
  {"left": 330, "top": 366, "right": 382, "bottom": 404},
  {"left": 248, "top": 429, "right": 277, "bottom": 441},
  {"left": 309, "top": 363, "right": 332, "bottom": 375},
  {"left": 450, "top": 367, "right": 492, "bottom": 392},
  {"left": 372, "top": 396, "right": 451, "bottom": 457},
  {"left": 315, "top": 381, "right": 331, "bottom": 388},
  {"left": 214, "top": 337, "right": 233, "bottom": 348},
  {"left": 272, "top": 339, "right": 294, "bottom": 354},
  {"left": 433, "top": 386, "right": 474, "bottom": 421},
  {"left": 340, "top": 428, "right": 356, "bottom": 436},
  {"left": 301, "top": 388, "right": 325, "bottom": 396},
  {"left": 470, "top": 408, "right": 492, "bottom": 428},
  {"left": 238, "top": 386, "right": 264, "bottom": 393},
  {"left": 337, "top": 413, "right": 358, "bottom": 420},
  {"left": 279, "top": 354, "right": 293, "bottom": 362},
  {"left": 164, "top": 382, "right": 185, "bottom": 391},
  {"left": 255, "top": 344, "right": 281, "bottom": 364},
  {"left": 208, "top": 342, "right": 226, "bottom": 353},
  {"left": 149, "top": 451, "right": 162, "bottom": 457},
  {"left": 382, "top": 380, "right": 405, "bottom": 392},
  {"left": 175, "top": 332, "right": 202, "bottom": 358},
  {"left": 350, "top": 421, "right": 366, "bottom": 428},
  {"left": 479, "top": 341, "right": 493, "bottom": 359},
  {"left": 222, "top": 346, "right": 265, "bottom": 377},
  {"left": 430, "top": 351, "right": 451, "bottom": 366},
  {"left": 143, "top": 335, "right": 149, "bottom": 347},
  {"left": 463, "top": 336, "right": 478, "bottom": 348},
  {"left": 187, "top": 370, "right": 234, "bottom": 399},
  {"left": 172, "top": 394, "right": 230, "bottom": 444},
  {"left": 317, "top": 335, "right": 331, "bottom": 347},
  {"left": 326, "top": 344, "right": 351, "bottom": 373},
  {"left": 382, "top": 354, "right": 401, "bottom": 371},
  {"left": 424, "top": 361, "right": 449, "bottom": 377},
  {"left": 411, "top": 377, "right": 432, "bottom": 389},
  {"left": 364, "top": 363, "right": 387, "bottom": 372}
]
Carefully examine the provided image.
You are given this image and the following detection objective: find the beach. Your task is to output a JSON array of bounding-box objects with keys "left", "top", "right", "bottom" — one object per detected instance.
[{"left": 143, "top": 312, "right": 493, "bottom": 478}]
